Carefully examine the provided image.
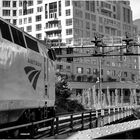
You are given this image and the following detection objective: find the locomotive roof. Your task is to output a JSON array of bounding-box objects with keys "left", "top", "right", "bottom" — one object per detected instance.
[{"left": 0, "top": 16, "right": 50, "bottom": 49}]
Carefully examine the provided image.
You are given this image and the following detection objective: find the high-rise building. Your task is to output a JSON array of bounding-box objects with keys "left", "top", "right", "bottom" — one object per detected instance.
[{"left": 0, "top": 0, "right": 139, "bottom": 106}]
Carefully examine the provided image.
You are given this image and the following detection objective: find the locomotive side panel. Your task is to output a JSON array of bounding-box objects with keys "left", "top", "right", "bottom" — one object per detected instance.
[{"left": 0, "top": 39, "right": 46, "bottom": 111}]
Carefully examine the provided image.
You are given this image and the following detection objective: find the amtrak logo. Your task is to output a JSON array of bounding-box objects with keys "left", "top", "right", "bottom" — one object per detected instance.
[{"left": 24, "top": 66, "right": 41, "bottom": 90}]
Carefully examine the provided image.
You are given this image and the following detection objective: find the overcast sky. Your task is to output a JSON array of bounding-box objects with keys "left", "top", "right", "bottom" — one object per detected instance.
[{"left": 130, "top": 0, "right": 140, "bottom": 20}]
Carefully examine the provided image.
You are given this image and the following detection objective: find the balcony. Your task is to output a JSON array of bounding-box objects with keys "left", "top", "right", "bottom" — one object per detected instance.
[
  {"left": 44, "top": 25, "right": 62, "bottom": 33},
  {"left": 47, "top": 34, "right": 62, "bottom": 40},
  {"left": 47, "top": 17, "right": 59, "bottom": 23}
]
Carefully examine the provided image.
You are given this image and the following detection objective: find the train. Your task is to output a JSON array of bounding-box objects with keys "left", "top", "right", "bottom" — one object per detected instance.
[{"left": 0, "top": 17, "right": 56, "bottom": 129}]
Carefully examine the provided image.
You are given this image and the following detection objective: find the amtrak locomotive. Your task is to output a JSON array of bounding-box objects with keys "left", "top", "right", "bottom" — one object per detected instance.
[{"left": 0, "top": 17, "right": 56, "bottom": 127}]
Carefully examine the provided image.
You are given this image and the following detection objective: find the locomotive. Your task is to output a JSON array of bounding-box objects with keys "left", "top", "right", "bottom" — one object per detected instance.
[{"left": 0, "top": 17, "right": 56, "bottom": 127}]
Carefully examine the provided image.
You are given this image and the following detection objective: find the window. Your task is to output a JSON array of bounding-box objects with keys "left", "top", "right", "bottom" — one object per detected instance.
[
  {"left": 85, "top": 12, "right": 90, "bottom": 20},
  {"left": 0, "top": 20, "right": 12, "bottom": 41},
  {"left": 19, "top": 9, "right": 22, "bottom": 16},
  {"left": 28, "top": 0, "right": 33, "bottom": 6},
  {"left": 37, "top": 6, "right": 43, "bottom": 12},
  {"left": 36, "top": 24, "right": 42, "bottom": 31},
  {"left": 66, "top": 48, "right": 73, "bottom": 54},
  {"left": 90, "top": 1, "right": 95, "bottom": 12},
  {"left": 26, "top": 26, "right": 32, "bottom": 32},
  {"left": 13, "top": 1, "right": 17, "bottom": 7},
  {"left": 28, "top": 17, "right": 32, "bottom": 23},
  {"left": 19, "top": 19, "right": 22, "bottom": 25},
  {"left": 87, "top": 68, "right": 91, "bottom": 74},
  {"left": 45, "top": 4, "right": 48, "bottom": 19},
  {"left": 13, "top": 10, "right": 17, "bottom": 16},
  {"left": 49, "top": 2, "right": 57, "bottom": 18},
  {"left": 20, "top": 27, "right": 24, "bottom": 31},
  {"left": 66, "top": 29, "right": 72, "bottom": 35},
  {"left": 91, "top": 14, "right": 96, "bottom": 21},
  {"left": 3, "top": 1, "right": 10, "bottom": 7},
  {"left": 124, "top": 72, "right": 127, "bottom": 77},
  {"left": 59, "top": 1, "right": 61, "bottom": 16},
  {"left": 10, "top": 26, "right": 26, "bottom": 48},
  {"left": 66, "top": 38, "right": 72, "bottom": 44},
  {"left": 28, "top": 8, "right": 33, "bottom": 14},
  {"left": 56, "top": 65, "right": 63, "bottom": 70},
  {"left": 19, "top": 0, "right": 22, "bottom": 7},
  {"left": 37, "top": 0, "right": 42, "bottom": 4},
  {"left": 13, "top": 19, "right": 17, "bottom": 25},
  {"left": 93, "top": 69, "right": 97, "bottom": 74},
  {"left": 99, "top": 25, "right": 103, "bottom": 33},
  {"left": 75, "top": 9, "right": 83, "bottom": 18},
  {"left": 66, "top": 65, "right": 71, "bottom": 70},
  {"left": 3, "top": 10, "right": 10, "bottom": 16},
  {"left": 66, "top": 9, "right": 71, "bottom": 16},
  {"left": 92, "top": 23, "right": 96, "bottom": 31},
  {"left": 24, "top": 18, "right": 27, "bottom": 24},
  {"left": 85, "top": 1, "right": 90, "bottom": 11},
  {"left": 86, "top": 22, "right": 90, "bottom": 29},
  {"left": 25, "top": 36, "right": 39, "bottom": 52},
  {"left": 77, "top": 67, "right": 83, "bottom": 74},
  {"left": 66, "top": 19, "right": 72, "bottom": 26},
  {"left": 36, "top": 15, "right": 42, "bottom": 22},
  {"left": 36, "top": 33, "right": 42, "bottom": 39},
  {"left": 65, "top": 0, "right": 70, "bottom": 6}
]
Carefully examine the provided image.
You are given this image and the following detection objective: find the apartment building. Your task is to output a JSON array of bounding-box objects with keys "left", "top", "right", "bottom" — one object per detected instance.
[{"left": 0, "top": 0, "right": 139, "bottom": 102}]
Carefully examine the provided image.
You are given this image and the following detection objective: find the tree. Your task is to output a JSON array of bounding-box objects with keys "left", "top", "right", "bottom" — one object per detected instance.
[{"left": 55, "top": 72, "right": 85, "bottom": 114}]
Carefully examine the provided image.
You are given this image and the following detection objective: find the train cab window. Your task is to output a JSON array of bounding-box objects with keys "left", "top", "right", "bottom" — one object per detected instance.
[
  {"left": 25, "top": 35, "right": 39, "bottom": 53},
  {"left": 0, "top": 20, "right": 12, "bottom": 42},
  {"left": 10, "top": 26, "right": 26, "bottom": 48}
]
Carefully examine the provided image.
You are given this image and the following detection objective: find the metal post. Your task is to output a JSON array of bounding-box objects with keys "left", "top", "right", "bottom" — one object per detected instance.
[
  {"left": 81, "top": 113, "right": 84, "bottom": 130},
  {"left": 98, "top": 57, "right": 102, "bottom": 109}
]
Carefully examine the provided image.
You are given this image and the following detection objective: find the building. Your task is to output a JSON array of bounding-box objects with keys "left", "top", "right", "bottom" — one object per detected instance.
[{"left": 0, "top": 0, "right": 139, "bottom": 107}]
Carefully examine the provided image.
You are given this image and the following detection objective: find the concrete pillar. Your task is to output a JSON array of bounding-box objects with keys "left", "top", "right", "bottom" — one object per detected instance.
[
  {"left": 133, "top": 89, "right": 137, "bottom": 106},
  {"left": 107, "top": 86, "right": 110, "bottom": 107},
  {"left": 82, "top": 89, "right": 86, "bottom": 106},
  {"left": 115, "top": 89, "right": 118, "bottom": 107},
  {"left": 121, "top": 88, "right": 124, "bottom": 106},
  {"left": 92, "top": 85, "right": 96, "bottom": 109},
  {"left": 130, "top": 89, "right": 133, "bottom": 105},
  {"left": 112, "top": 91, "right": 115, "bottom": 106}
]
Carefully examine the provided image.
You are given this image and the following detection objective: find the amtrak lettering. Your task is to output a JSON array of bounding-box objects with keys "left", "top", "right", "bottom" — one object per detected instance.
[{"left": 28, "top": 58, "right": 42, "bottom": 67}]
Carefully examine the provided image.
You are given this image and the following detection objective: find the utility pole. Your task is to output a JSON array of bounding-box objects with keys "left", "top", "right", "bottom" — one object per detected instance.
[{"left": 91, "top": 36, "right": 103, "bottom": 109}]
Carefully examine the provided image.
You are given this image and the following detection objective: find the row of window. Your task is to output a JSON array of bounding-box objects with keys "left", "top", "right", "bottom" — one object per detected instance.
[
  {"left": 5, "top": 19, "right": 17, "bottom": 25},
  {"left": 2, "top": 10, "right": 17, "bottom": 16},
  {"left": 23, "top": 24, "right": 42, "bottom": 32},
  {"left": 77, "top": 67, "right": 100, "bottom": 75},
  {"left": 19, "top": 0, "right": 34, "bottom": 7},
  {"left": 76, "top": 67, "right": 135, "bottom": 79},
  {"left": 0, "top": 19, "right": 40, "bottom": 53},
  {"left": 2, "top": 1, "right": 16, "bottom": 7},
  {"left": 2, "top": 0, "right": 42, "bottom": 8}
]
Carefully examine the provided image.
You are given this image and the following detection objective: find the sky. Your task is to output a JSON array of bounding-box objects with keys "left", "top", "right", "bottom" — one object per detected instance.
[{"left": 130, "top": 0, "right": 140, "bottom": 20}]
